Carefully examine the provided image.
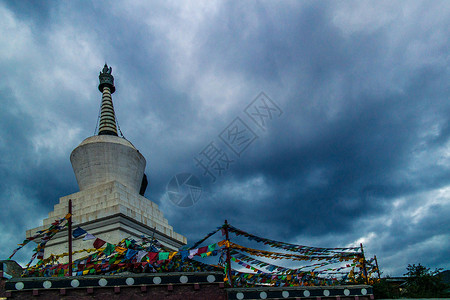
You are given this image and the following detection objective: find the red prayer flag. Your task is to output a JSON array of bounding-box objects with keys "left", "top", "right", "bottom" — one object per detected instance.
[
  {"left": 147, "top": 252, "right": 158, "bottom": 263},
  {"left": 93, "top": 238, "right": 106, "bottom": 249},
  {"left": 198, "top": 246, "right": 208, "bottom": 254}
]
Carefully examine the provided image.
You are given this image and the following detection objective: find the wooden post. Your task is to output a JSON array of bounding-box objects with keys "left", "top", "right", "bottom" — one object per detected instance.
[
  {"left": 148, "top": 226, "right": 156, "bottom": 249},
  {"left": 374, "top": 255, "right": 381, "bottom": 279},
  {"left": 68, "top": 199, "right": 73, "bottom": 277},
  {"left": 224, "top": 220, "right": 233, "bottom": 287},
  {"left": 360, "top": 243, "right": 369, "bottom": 284}
]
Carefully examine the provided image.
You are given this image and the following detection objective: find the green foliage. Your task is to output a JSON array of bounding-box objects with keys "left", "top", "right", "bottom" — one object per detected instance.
[
  {"left": 372, "top": 277, "right": 400, "bottom": 299},
  {"left": 403, "top": 263, "right": 449, "bottom": 298}
]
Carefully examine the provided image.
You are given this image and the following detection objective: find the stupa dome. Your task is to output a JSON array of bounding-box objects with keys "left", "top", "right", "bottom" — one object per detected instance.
[{"left": 70, "top": 135, "right": 146, "bottom": 193}]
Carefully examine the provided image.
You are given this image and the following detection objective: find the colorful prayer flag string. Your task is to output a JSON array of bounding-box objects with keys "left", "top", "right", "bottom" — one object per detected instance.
[
  {"left": 9, "top": 214, "right": 71, "bottom": 260},
  {"left": 227, "top": 224, "right": 360, "bottom": 255}
]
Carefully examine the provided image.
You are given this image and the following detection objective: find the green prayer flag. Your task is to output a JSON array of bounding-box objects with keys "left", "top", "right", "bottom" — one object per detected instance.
[
  {"left": 208, "top": 243, "right": 217, "bottom": 252},
  {"left": 103, "top": 243, "right": 115, "bottom": 256},
  {"left": 158, "top": 252, "right": 170, "bottom": 260}
]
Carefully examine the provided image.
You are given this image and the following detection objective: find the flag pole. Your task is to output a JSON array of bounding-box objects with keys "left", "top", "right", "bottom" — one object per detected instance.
[
  {"left": 68, "top": 199, "right": 73, "bottom": 277},
  {"left": 374, "top": 255, "right": 381, "bottom": 279},
  {"left": 360, "top": 243, "right": 369, "bottom": 284},
  {"left": 224, "top": 220, "right": 233, "bottom": 287}
]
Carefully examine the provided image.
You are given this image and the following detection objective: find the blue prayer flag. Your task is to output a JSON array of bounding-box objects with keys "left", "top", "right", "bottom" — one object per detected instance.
[{"left": 72, "top": 227, "right": 87, "bottom": 238}]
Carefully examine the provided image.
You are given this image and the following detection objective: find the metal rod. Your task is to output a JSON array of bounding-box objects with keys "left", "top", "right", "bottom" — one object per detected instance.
[
  {"left": 149, "top": 226, "right": 156, "bottom": 249},
  {"left": 68, "top": 199, "right": 73, "bottom": 277},
  {"left": 360, "top": 243, "right": 369, "bottom": 284},
  {"left": 224, "top": 220, "right": 233, "bottom": 287},
  {"left": 374, "top": 255, "right": 381, "bottom": 279}
]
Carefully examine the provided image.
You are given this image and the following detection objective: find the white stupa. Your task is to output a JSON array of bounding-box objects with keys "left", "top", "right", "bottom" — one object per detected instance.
[{"left": 26, "top": 64, "right": 186, "bottom": 260}]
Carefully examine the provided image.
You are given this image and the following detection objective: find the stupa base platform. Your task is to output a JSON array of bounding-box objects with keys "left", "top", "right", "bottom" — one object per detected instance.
[
  {"left": 26, "top": 181, "right": 186, "bottom": 261},
  {"left": 37, "top": 213, "right": 186, "bottom": 263}
]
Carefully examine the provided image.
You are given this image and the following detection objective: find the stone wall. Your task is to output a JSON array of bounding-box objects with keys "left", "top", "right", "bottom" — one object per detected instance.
[
  {"left": 2, "top": 272, "right": 227, "bottom": 300},
  {"left": 1, "top": 271, "right": 374, "bottom": 300}
]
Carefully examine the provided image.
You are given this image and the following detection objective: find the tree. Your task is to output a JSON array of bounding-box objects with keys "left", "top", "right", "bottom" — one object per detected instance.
[
  {"left": 403, "top": 264, "right": 449, "bottom": 298},
  {"left": 372, "top": 277, "right": 400, "bottom": 299}
]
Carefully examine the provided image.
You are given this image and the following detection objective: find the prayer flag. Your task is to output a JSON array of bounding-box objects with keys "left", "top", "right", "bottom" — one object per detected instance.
[
  {"left": 136, "top": 250, "right": 147, "bottom": 262},
  {"left": 83, "top": 233, "right": 96, "bottom": 241},
  {"left": 125, "top": 249, "right": 138, "bottom": 260},
  {"left": 147, "top": 252, "right": 158, "bottom": 263},
  {"left": 180, "top": 250, "right": 189, "bottom": 260},
  {"left": 103, "top": 243, "right": 115, "bottom": 256},
  {"left": 93, "top": 238, "right": 106, "bottom": 249},
  {"left": 158, "top": 252, "right": 169, "bottom": 260},
  {"left": 72, "top": 227, "right": 87, "bottom": 238}
]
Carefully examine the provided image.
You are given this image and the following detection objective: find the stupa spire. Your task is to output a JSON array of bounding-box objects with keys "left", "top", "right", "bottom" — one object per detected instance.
[{"left": 98, "top": 63, "right": 118, "bottom": 136}]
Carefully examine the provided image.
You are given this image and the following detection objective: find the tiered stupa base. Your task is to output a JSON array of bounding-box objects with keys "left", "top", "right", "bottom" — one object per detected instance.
[{"left": 26, "top": 181, "right": 186, "bottom": 262}]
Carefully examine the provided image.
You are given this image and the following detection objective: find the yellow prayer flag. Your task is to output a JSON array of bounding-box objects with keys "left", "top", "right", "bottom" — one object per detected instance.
[{"left": 115, "top": 246, "right": 127, "bottom": 254}]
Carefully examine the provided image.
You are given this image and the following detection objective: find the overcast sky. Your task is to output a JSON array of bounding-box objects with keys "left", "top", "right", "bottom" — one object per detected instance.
[{"left": 1, "top": 1, "right": 449, "bottom": 276}]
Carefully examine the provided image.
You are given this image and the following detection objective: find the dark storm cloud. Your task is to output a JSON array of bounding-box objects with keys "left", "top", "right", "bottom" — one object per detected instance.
[
  {"left": 2, "top": 0, "right": 53, "bottom": 26},
  {"left": 0, "top": 1, "right": 449, "bottom": 275},
  {"left": 152, "top": 1, "right": 450, "bottom": 275},
  {"left": 0, "top": 86, "right": 76, "bottom": 264}
]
